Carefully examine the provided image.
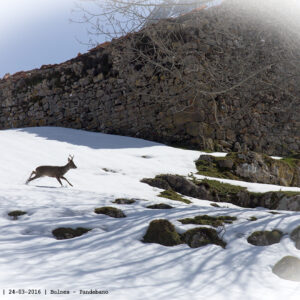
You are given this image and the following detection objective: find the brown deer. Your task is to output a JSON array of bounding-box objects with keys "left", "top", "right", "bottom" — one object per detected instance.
[{"left": 26, "top": 155, "right": 77, "bottom": 187}]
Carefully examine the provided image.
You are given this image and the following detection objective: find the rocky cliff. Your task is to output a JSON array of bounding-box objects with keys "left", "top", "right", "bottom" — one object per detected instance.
[{"left": 0, "top": 2, "right": 299, "bottom": 155}]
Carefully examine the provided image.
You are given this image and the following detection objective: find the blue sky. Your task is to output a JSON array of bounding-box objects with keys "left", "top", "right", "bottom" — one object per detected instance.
[
  {"left": 0, "top": 0, "right": 226, "bottom": 78},
  {"left": 0, "top": 0, "right": 94, "bottom": 78},
  {"left": 2, "top": 0, "right": 296, "bottom": 79}
]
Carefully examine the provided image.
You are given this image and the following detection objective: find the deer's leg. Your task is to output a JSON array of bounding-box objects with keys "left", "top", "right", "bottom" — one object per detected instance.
[
  {"left": 61, "top": 176, "right": 73, "bottom": 187},
  {"left": 26, "top": 175, "right": 41, "bottom": 184},
  {"left": 26, "top": 171, "right": 37, "bottom": 184},
  {"left": 55, "top": 176, "right": 63, "bottom": 186}
]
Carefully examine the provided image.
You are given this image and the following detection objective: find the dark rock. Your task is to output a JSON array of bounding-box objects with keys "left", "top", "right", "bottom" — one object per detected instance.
[
  {"left": 272, "top": 256, "right": 300, "bottom": 282},
  {"left": 8, "top": 210, "right": 27, "bottom": 220},
  {"left": 143, "top": 219, "right": 182, "bottom": 246},
  {"left": 290, "top": 226, "right": 300, "bottom": 250},
  {"left": 216, "top": 159, "right": 234, "bottom": 170},
  {"left": 247, "top": 230, "right": 283, "bottom": 246},
  {"left": 274, "top": 194, "right": 300, "bottom": 211},
  {"left": 94, "top": 206, "right": 126, "bottom": 218},
  {"left": 141, "top": 177, "right": 171, "bottom": 190},
  {"left": 112, "top": 198, "right": 136, "bottom": 204},
  {"left": 198, "top": 154, "right": 214, "bottom": 163},
  {"left": 147, "top": 203, "right": 174, "bottom": 209},
  {"left": 52, "top": 227, "right": 91, "bottom": 240},
  {"left": 142, "top": 174, "right": 211, "bottom": 200},
  {"left": 233, "top": 142, "right": 242, "bottom": 152},
  {"left": 182, "top": 227, "right": 226, "bottom": 248}
]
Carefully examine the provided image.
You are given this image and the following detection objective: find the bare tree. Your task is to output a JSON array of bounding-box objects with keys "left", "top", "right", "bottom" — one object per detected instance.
[
  {"left": 72, "top": 0, "right": 214, "bottom": 46},
  {"left": 71, "top": 0, "right": 300, "bottom": 152}
]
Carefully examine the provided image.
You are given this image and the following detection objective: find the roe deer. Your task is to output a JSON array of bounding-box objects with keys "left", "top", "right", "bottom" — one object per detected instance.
[{"left": 26, "top": 155, "right": 77, "bottom": 187}]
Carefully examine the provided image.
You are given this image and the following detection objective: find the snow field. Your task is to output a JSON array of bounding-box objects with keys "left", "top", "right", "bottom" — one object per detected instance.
[{"left": 0, "top": 127, "right": 300, "bottom": 300}]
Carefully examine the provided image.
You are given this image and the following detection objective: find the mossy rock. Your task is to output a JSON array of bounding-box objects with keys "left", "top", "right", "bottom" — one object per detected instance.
[
  {"left": 195, "top": 155, "right": 238, "bottom": 179},
  {"left": 182, "top": 227, "right": 226, "bottom": 248},
  {"left": 248, "top": 216, "right": 258, "bottom": 221},
  {"left": 142, "top": 173, "right": 300, "bottom": 211},
  {"left": 94, "top": 206, "right": 126, "bottom": 218},
  {"left": 147, "top": 203, "right": 174, "bottom": 209},
  {"left": 196, "top": 152, "right": 300, "bottom": 187},
  {"left": 8, "top": 210, "right": 27, "bottom": 220},
  {"left": 247, "top": 230, "right": 283, "bottom": 246},
  {"left": 141, "top": 177, "right": 171, "bottom": 190},
  {"left": 52, "top": 227, "right": 91, "bottom": 240},
  {"left": 142, "top": 219, "right": 182, "bottom": 246},
  {"left": 179, "top": 215, "right": 237, "bottom": 227},
  {"left": 290, "top": 225, "right": 300, "bottom": 250},
  {"left": 112, "top": 198, "right": 136, "bottom": 205},
  {"left": 272, "top": 256, "right": 300, "bottom": 282},
  {"left": 158, "top": 190, "right": 191, "bottom": 204},
  {"left": 200, "top": 179, "right": 247, "bottom": 196}
]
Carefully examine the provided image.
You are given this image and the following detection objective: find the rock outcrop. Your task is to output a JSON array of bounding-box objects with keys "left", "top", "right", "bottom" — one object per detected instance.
[
  {"left": 196, "top": 152, "right": 300, "bottom": 187},
  {"left": 142, "top": 174, "right": 300, "bottom": 211}
]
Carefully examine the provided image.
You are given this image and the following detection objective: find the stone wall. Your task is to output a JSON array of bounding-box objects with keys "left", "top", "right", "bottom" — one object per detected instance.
[{"left": 0, "top": 3, "right": 299, "bottom": 156}]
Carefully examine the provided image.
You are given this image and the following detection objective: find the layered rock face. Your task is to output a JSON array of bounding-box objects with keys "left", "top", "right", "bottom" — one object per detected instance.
[
  {"left": 0, "top": 2, "right": 299, "bottom": 155},
  {"left": 196, "top": 152, "right": 300, "bottom": 187}
]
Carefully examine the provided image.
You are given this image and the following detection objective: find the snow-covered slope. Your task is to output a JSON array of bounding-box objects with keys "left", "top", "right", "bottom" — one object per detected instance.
[{"left": 0, "top": 127, "right": 300, "bottom": 300}]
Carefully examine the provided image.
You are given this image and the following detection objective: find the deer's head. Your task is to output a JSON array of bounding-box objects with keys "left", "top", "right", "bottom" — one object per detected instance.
[{"left": 68, "top": 155, "right": 77, "bottom": 169}]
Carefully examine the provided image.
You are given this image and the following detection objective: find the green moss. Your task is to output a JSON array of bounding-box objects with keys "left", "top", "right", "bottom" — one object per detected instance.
[
  {"left": 143, "top": 219, "right": 183, "bottom": 246},
  {"left": 248, "top": 216, "right": 258, "bottom": 221},
  {"left": 195, "top": 156, "right": 238, "bottom": 179},
  {"left": 289, "top": 153, "right": 300, "bottom": 159},
  {"left": 281, "top": 156, "right": 299, "bottom": 168},
  {"left": 158, "top": 190, "right": 191, "bottom": 204},
  {"left": 52, "top": 227, "right": 91, "bottom": 240},
  {"left": 182, "top": 227, "right": 226, "bottom": 248},
  {"left": 179, "top": 215, "right": 237, "bottom": 227},
  {"left": 280, "top": 191, "right": 300, "bottom": 196},
  {"left": 94, "top": 206, "right": 126, "bottom": 218},
  {"left": 201, "top": 179, "right": 247, "bottom": 195},
  {"left": 8, "top": 210, "right": 27, "bottom": 220}
]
